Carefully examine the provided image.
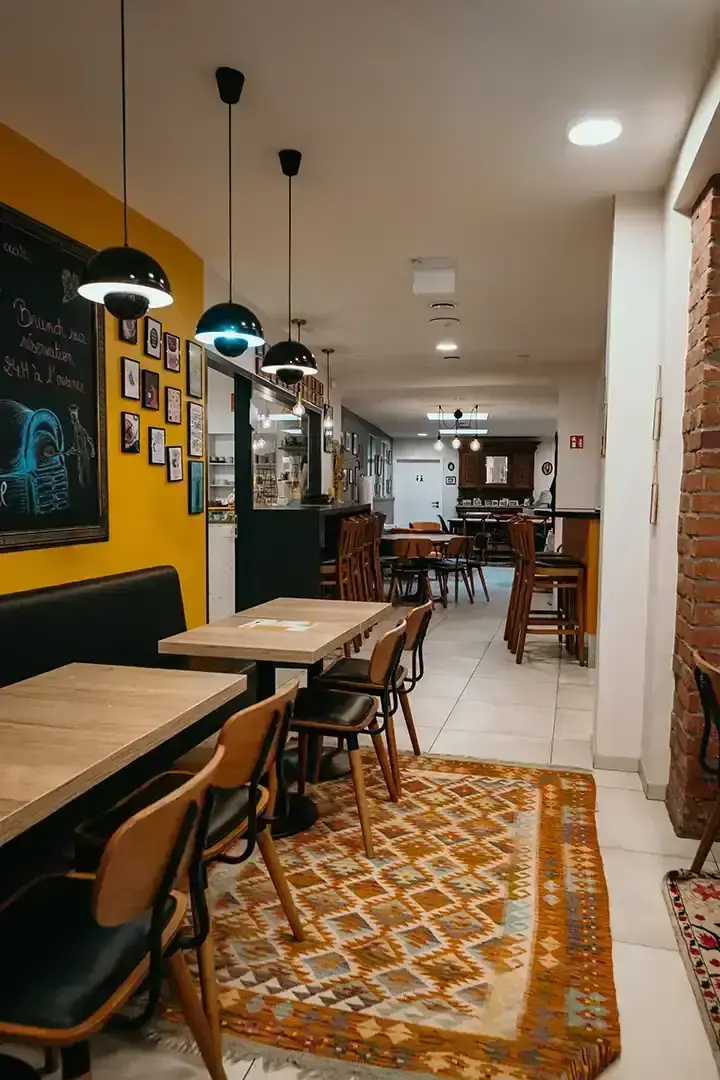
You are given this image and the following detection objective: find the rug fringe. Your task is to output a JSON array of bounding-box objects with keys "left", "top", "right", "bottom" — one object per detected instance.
[
  {"left": 563, "top": 1040, "right": 619, "bottom": 1080},
  {"left": 144, "top": 1024, "right": 440, "bottom": 1080}
]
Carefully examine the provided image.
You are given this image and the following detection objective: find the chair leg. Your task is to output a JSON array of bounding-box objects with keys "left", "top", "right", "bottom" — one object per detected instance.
[
  {"left": 399, "top": 688, "right": 421, "bottom": 756},
  {"left": 43, "top": 1049, "right": 60, "bottom": 1076},
  {"left": 515, "top": 571, "right": 533, "bottom": 664},
  {"left": 454, "top": 569, "right": 459, "bottom": 604},
  {"left": 296, "top": 732, "right": 309, "bottom": 795},
  {"left": 692, "top": 795, "right": 720, "bottom": 872},
  {"left": 477, "top": 565, "right": 490, "bottom": 602},
  {"left": 60, "top": 1044, "right": 91, "bottom": 1080},
  {"left": 576, "top": 572, "right": 586, "bottom": 667},
  {"left": 388, "top": 574, "right": 398, "bottom": 604},
  {"left": 166, "top": 951, "right": 227, "bottom": 1080},
  {"left": 461, "top": 568, "right": 474, "bottom": 604},
  {"left": 348, "top": 746, "right": 375, "bottom": 857},
  {"left": 385, "top": 715, "right": 402, "bottom": 797},
  {"left": 371, "top": 728, "right": 398, "bottom": 801},
  {"left": 257, "top": 828, "right": 305, "bottom": 940},
  {"left": 196, "top": 896, "right": 222, "bottom": 1056}
]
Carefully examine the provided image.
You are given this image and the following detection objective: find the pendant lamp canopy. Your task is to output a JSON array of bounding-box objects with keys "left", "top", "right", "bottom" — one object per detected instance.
[
  {"left": 260, "top": 150, "right": 317, "bottom": 385},
  {"left": 79, "top": 0, "right": 172, "bottom": 319},
  {"left": 195, "top": 67, "right": 265, "bottom": 357}
]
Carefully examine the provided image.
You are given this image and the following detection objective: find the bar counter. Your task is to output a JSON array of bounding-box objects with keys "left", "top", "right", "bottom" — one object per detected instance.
[{"left": 237, "top": 503, "right": 371, "bottom": 608}]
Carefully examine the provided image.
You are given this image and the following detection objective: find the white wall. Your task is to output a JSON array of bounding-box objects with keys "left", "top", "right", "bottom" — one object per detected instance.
[
  {"left": 393, "top": 439, "right": 459, "bottom": 521},
  {"left": 636, "top": 56, "right": 720, "bottom": 792},
  {"left": 595, "top": 195, "right": 664, "bottom": 768},
  {"left": 534, "top": 439, "right": 556, "bottom": 499},
  {"left": 555, "top": 372, "right": 603, "bottom": 509}
]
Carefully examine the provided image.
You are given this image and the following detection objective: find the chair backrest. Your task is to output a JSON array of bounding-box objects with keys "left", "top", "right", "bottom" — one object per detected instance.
[
  {"left": 338, "top": 515, "right": 356, "bottom": 559},
  {"left": 438, "top": 515, "right": 450, "bottom": 533},
  {"left": 369, "top": 620, "right": 407, "bottom": 685},
  {"left": 409, "top": 521, "right": 442, "bottom": 532},
  {"left": 397, "top": 537, "right": 435, "bottom": 561},
  {"left": 694, "top": 652, "right": 720, "bottom": 777},
  {"left": 214, "top": 682, "right": 298, "bottom": 789},
  {"left": 446, "top": 536, "right": 465, "bottom": 557},
  {"left": 92, "top": 745, "right": 225, "bottom": 927},
  {"left": 363, "top": 514, "right": 377, "bottom": 546},
  {"left": 405, "top": 600, "right": 433, "bottom": 652}
]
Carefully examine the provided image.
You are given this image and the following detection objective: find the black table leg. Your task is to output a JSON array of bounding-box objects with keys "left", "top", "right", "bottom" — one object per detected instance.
[{"left": 255, "top": 660, "right": 320, "bottom": 838}]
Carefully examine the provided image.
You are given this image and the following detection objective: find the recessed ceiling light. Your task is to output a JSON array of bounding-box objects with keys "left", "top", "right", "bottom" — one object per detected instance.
[
  {"left": 430, "top": 301, "right": 456, "bottom": 310},
  {"left": 517, "top": 353, "right": 530, "bottom": 360},
  {"left": 429, "top": 316, "right": 460, "bottom": 325},
  {"left": 436, "top": 341, "right": 457, "bottom": 351},
  {"left": 568, "top": 118, "right": 622, "bottom": 146},
  {"left": 417, "top": 432, "right": 428, "bottom": 437},
  {"left": 443, "top": 355, "right": 460, "bottom": 361}
]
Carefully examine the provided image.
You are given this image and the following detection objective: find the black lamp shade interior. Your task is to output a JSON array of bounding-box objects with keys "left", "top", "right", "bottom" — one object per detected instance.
[
  {"left": 195, "top": 301, "right": 265, "bottom": 352},
  {"left": 260, "top": 339, "right": 317, "bottom": 385}
]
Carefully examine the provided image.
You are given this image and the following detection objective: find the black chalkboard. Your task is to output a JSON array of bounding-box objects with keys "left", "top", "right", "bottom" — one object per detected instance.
[{"left": 0, "top": 202, "right": 108, "bottom": 551}]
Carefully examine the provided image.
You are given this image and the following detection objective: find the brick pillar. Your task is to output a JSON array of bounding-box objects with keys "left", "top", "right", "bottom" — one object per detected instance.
[{"left": 668, "top": 175, "right": 720, "bottom": 836}]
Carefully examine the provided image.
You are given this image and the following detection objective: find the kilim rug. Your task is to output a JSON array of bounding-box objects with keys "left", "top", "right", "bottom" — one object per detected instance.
[
  {"left": 161, "top": 754, "right": 620, "bottom": 1080},
  {"left": 665, "top": 870, "right": 720, "bottom": 1068}
]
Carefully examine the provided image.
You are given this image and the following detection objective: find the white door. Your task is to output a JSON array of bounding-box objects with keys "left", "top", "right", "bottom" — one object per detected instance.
[{"left": 393, "top": 459, "right": 442, "bottom": 528}]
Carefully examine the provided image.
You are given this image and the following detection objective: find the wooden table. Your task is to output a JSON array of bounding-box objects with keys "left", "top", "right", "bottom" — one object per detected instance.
[
  {"left": 159, "top": 598, "right": 390, "bottom": 836},
  {"left": 0, "top": 663, "right": 247, "bottom": 847},
  {"left": 384, "top": 532, "right": 453, "bottom": 544},
  {"left": 159, "top": 598, "right": 390, "bottom": 695}
]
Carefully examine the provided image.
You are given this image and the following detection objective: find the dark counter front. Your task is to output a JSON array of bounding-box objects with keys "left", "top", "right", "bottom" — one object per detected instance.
[{"left": 236, "top": 503, "right": 371, "bottom": 609}]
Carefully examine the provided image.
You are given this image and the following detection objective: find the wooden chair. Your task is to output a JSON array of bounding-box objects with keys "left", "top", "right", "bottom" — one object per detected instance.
[
  {"left": 293, "top": 623, "right": 407, "bottom": 856},
  {"left": 409, "top": 521, "right": 442, "bottom": 532},
  {"left": 434, "top": 536, "right": 476, "bottom": 605},
  {"left": 465, "top": 531, "right": 491, "bottom": 600},
  {"left": 388, "top": 538, "right": 436, "bottom": 605},
  {"left": 508, "top": 518, "right": 586, "bottom": 665},
  {"left": 77, "top": 686, "right": 305, "bottom": 1054},
  {"left": 691, "top": 653, "right": 720, "bottom": 873},
  {"left": 309, "top": 621, "right": 408, "bottom": 797},
  {"left": 0, "top": 750, "right": 228, "bottom": 1080},
  {"left": 396, "top": 600, "right": 434, "bottom": 756}
]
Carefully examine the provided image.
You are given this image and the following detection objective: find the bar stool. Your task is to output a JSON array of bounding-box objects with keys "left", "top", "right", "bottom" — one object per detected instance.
[{"left": 507, "top": 518, "right": 586, "bottom": 665}]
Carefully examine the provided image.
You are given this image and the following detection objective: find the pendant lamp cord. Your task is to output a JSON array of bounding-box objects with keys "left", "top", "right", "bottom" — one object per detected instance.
[
  {"left": 228, "top": 99, "right": 233, "bottom": 301},
  {"left": 120, "top": 0, "right": 128, "bottom": 246},
  {"left": 287, "top": 174, "right": 293, "bottom": 340}
]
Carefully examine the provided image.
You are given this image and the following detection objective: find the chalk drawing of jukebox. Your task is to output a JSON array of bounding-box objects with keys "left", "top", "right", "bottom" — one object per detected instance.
[{"left": 0, "top": 400, "right": 69, "bottom": 516}]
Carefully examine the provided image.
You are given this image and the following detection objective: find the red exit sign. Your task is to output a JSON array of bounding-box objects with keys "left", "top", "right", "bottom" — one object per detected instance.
[{"left": 569, "top": 434, "right": 584, "bottom": 449}]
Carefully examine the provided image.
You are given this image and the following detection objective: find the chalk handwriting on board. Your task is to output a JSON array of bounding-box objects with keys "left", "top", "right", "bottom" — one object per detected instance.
[{"left": 0, "top": 200, "right": 107, "bottom": 548}]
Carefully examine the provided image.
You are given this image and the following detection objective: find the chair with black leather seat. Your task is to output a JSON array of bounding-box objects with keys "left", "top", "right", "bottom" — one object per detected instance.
[
  {"left": 0, "top": 749, "right": 227, "bottom": 1080},
  {"left": 292, "top": 625, "right": 406, "bottom": 859},
  {"left": 76, "top": 685, "right": 305, "bottom": 1054},
  {"left": 434, "top": 536, "right": 475, "bottom": 606},
  {"left": 388, "top": 538, "right": 437, "bottom": 605},
  {"left": 394, "top": 601, "right": 434, "bottom": 756},
  {"left": 306, "top": 621, "right": 408, "bottom": 798}
]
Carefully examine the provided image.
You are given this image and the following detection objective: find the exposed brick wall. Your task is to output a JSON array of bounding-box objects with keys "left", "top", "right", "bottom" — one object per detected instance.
[{"left": 668, "top": 175, "right": 720, "bottom": 836}]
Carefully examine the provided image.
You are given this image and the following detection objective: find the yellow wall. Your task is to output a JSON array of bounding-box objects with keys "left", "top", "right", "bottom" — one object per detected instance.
[{"left": 0, "top": 124, "right": 207, "bottom": 625}]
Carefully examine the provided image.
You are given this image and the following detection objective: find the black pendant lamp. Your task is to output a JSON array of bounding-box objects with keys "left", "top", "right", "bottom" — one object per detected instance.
[
  {"left": 195, "top": 67, "right": 264, "bottom": 357},
  {"left": 79, "top": 0, "right": 172, "bottom": 319},
  {"left": 260, "top": 150, "right": 317, "bottom": 385}
]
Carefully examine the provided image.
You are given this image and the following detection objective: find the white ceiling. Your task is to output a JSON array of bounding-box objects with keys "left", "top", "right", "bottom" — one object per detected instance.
[{"left": 1, "top": 0, "right": 717, "bottom": 436}]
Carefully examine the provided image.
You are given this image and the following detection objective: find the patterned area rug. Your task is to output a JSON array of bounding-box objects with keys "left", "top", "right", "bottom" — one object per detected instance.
[
  {"left": 666, "top": 870, "right": 720, "bottom": 1067},
  {"left": 165, "top": 754, "right": 620, "bottom": 1079}
]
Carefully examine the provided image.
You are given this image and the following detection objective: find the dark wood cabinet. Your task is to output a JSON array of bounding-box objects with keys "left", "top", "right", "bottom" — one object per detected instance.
[
  {"left": 457, "top": 439, "right": 539, "bottom": 497},
  {"left": 459, "top": 452, "right": 482, "bottom": 487},
  {"left": 511, "top": 452, "right": 534, "bottom": 489}
]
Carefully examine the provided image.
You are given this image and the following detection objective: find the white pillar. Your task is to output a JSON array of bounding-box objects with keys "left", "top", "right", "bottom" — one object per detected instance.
[{"left": 595, "top": 195, "right": 663, "bottom": 769}]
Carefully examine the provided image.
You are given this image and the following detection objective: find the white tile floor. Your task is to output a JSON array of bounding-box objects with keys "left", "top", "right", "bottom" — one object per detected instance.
[{"left": 7, "top": 568, "right": 718, "bottom": 1078}]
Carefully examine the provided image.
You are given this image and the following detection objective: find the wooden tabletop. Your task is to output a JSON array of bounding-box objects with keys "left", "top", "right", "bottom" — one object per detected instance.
[
  {"left": 0, "top": 663, "right": 247, "bottom": 845},
  {"left": 159, "top": 598, "right": 391, "bottom": 665},
  {"left": 384, "top": 532, "right": 453, "bottom": 543}
]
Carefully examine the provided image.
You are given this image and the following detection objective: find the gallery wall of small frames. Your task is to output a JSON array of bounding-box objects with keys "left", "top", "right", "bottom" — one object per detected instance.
[{"left": 118, "top": 315, "right": 205, "bottom": 514}]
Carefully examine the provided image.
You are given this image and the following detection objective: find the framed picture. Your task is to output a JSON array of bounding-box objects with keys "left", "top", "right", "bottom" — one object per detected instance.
[
  {"left": 187, "top": 341, "right": 203, "bottom": 399},
  {"left": 164, "top": 332, "right": 181, "bottom": 373},
  {"left": 165, "top": 386, "right": 182, "bottom": 424},
  {"left": 188, "top": 460, "right": 205, "bottom": 514},
  {"left": 121, "top": 356, "right": 140, "bottom": 400},
  {"left": 187, "top": 401, "right": 204, "bottom": 458},
  {"left": 142, "top": 368, "right": 160, "bottom": 410},
  {"left": 144, "top": 316, "right": 162, "bottom": 359},
  {"left": 148, "top": 425, "right": 166, "bottom": 465},
  {"left": 121, "top": 411, "right": 140, "bottom": 453},
  {"left": 118, "top": 318, "right": 138, "bottom": 344},
  {"left": 167, "top": 445, "right": 183, "bottom": 482}
]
